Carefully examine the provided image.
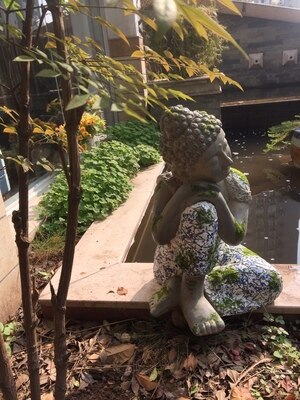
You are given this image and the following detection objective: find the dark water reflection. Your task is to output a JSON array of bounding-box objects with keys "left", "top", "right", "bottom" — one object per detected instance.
[{"left": 227, "top": 129, "right": 300, "bottom": 264}]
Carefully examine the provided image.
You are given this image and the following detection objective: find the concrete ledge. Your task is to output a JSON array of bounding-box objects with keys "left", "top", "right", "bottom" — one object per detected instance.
[
  {"left": 39, "top": 161, "right": 300, "bottom": 321},
  {"left": 39, "top": 163, "right": 164, "bottom": 318},
  {"left": 40, "top": 262, "right": 300, "bottom": 320}
]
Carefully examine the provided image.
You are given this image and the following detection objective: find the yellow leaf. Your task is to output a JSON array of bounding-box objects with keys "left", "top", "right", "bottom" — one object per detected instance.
[
  {"left": 172, "top": 20, "right": 184, "bottom": 40},
  {"left": 131, "top": 50, "right": 145, "bottom": 58},
  {"left": 3, "top": 127, "right": 17, "bottom": 134},
  {"left": 45, "top": 41, "right": 56, "bottom": 49},
  {"left": 176, "top": 0, "right": 247, "bottom": 58},
  {"left": 136, "top": 12, "right": 157, "bottom": 31},
  {"left": 217, "top": 0, "right": 242, "bottom": 16},
  {"left": 45, "top": 129, "right": 54, "bottom": 135},
  {"left": 33, "top": 127, "right": 45, "bottom": 134},
  {"left": 94, "top": 16, "right": 129, "bottom": 46},
  {"left": 68, "top": 0, "right": 80, "bottom": 11},
  {"left": 177, "top": 3, "right": 207, "bottom": 40},
  {"left": 136, "top": 373, "right": 158, "bottom": 391}
]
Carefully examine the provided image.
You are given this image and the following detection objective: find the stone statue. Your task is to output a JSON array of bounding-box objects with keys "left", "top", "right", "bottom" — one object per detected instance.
[{"left": 150, "top": 105, "right": 282, "bottom": 336}]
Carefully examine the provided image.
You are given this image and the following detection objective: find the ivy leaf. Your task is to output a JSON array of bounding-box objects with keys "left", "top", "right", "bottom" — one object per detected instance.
[
  {"left": 273, "top": 350, "right": 283, "bottom": 359},
  {"left": 65, "top": 94, "right": 89, "bottom": 111},
  {"left": 36, "top": 69, "right": 61, "bottom": 78}
]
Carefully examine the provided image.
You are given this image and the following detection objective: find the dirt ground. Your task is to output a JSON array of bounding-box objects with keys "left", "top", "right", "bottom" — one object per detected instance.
[{"left": 1, "top": 251, "right": 300, "bottom": 400}]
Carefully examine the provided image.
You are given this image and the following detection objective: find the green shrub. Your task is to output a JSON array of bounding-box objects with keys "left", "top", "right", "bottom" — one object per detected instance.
[
  {"left": 39, "top": 140, "right": 139, "bottom": 236},
  {"left": 134, "top": 144, "right": 161, "bottom": 167},
  {"left": 265, "top": 116, "right": 300, "bottom": 152},
  {"left": 106, "top": 120, "right": 160, "bottom": 150},
  {"left": 141, "top": 4, "right": 226, "bottom": 76}
]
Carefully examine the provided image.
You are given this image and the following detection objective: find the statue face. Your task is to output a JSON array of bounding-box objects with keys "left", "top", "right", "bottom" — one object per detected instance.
[{"left": 186, "top": 129, "right": 233, "bottom": 183}]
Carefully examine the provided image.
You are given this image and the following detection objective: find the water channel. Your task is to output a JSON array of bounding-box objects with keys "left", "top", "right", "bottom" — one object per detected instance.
[{"left": 127, "top": 128, "right": 300, "bottom": 265}]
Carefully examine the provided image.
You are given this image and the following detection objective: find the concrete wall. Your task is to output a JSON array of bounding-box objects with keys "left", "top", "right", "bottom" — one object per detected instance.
[
  {"left": 0, "top": 193, "right": 20, "bottom": 322},
  {"left": 219, "top": 14, "right": 300, "bottom": 93}
]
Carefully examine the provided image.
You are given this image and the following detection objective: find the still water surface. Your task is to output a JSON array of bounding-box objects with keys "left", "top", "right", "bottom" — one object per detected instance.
[{"left": 227, "top": 129, "right": 300, "bottom": 264}]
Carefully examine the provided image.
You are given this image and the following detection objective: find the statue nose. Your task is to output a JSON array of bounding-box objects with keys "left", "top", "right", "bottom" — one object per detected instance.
[{"left": 220, "top": 151, "right": 233, "bottom": 166}]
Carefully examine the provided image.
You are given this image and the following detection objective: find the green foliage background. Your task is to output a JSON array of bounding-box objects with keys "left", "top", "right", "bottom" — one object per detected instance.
[{"left": 39, "top": 121, "right": 161, "bottom": 236}]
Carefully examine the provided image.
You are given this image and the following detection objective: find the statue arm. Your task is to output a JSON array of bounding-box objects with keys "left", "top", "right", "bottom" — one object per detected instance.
[
  {"left": 184, "top": 183, "right": 249, "bottom": 246},
  {"left": 151, "top": 174, "right": 183, "bottom": 245},
  {"left": 212, "top": 193, "right": 248, "bottom": 245}
]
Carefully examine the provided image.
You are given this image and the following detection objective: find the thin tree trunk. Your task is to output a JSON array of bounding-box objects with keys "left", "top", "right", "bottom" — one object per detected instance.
[
  {"left": 13, "top": 1, "right": 41, "bottom": 399},
  {"left": 46, "top": 2, "right": 84, "bottom": 399},
  {"left": 0, "top": 332, "right": 17, "bottom": 400}
]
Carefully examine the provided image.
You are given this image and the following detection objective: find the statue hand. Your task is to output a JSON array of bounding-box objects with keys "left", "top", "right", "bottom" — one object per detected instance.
[{"left": 183, "top": 182, "right": 223, "bottom": 209}]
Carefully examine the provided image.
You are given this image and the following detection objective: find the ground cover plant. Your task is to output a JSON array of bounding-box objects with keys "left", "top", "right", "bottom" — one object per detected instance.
[{"left": 38, "top": 119, "right": 161, "bottom": 236}]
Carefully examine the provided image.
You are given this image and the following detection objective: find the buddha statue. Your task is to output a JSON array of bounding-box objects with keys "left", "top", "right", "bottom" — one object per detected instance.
[{"left": 150, "top": 105, "right": 282, "bottom": 336}]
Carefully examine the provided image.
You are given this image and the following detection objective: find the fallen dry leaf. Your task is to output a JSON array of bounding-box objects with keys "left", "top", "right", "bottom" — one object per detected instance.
[
  {"left": 227, "top": 368, "right": 240, "bottom": 383},
  {"left": 117, "top": 286, "right": 128, "bottom": 296},
  {"left": 136, "top": 373, "right": 158, "bottom": 391},
  {"left": 87, "top": 352, "right": 100, "bottom": 363},
  {"left": 16, "top": 373, "right": 29, "bottom": 390},
  {"left": 168, "top": 347, "right": 177, "bottom": 363},
  {"left": 105, "top": 343, "right": 135, "bottom": 364},
  {"left": 182, "top": 353, "right": 198, "bottom": 371},
  {"left": 280, "top": 376, "right": 294, "bottom": 393},
  {"left": 41, "top": 393, "right": 54, "bottom": 400},
  {"left": 131, "top": 375, "right": 139, "bottom": 396},
  {"left": 215, "top": 389, "right": 226, "bottom": 400},
  {"left": 285, "top": 394, "right": 296, "bottom": 400},
  {"left": 230, "top": 386, "right": 254, "bottom": 400}
]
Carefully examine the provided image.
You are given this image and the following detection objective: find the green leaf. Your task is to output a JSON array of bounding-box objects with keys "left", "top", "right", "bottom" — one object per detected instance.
[
  {"left": 273, "top": 350, "right": 283, "bottom": 359},
  {"left": 36, "top": 69, "right": 61, "bottom": 78},
  {"left": 149, "top": 367, "right": 158, "bottom": 381},
  {"left": 13, "top": 55, "right": 35, "bottom": 62},
  {"left": 56, "top": 61, "right": 74, "bottom": 73},
  {"left": 111, "top": 103, "right": 124, "bottom": 112},
  {"left": 65, "top": 94, "right": 89, "bottom": 111},
  {"left": 36, "top": 158, "right": 55, "bottom": 172}
]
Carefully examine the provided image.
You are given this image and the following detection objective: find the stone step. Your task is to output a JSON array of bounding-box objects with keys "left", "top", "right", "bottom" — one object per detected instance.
[{"left": 40, "top": 261, "right": 300, "bottom": 321}]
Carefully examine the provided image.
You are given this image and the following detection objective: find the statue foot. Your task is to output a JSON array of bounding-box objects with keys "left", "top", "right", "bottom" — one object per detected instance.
[
  {"left": 149, "top": 276, "right": 181, "bottom": 317},
  {"left": 180, "top": 273, "right": 225, "bottom": 336}
]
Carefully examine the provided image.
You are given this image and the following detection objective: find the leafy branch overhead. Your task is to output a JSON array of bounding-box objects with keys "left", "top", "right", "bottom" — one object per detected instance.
[{"left": 7, "top": 0, "right": 245, "bottom": 118}]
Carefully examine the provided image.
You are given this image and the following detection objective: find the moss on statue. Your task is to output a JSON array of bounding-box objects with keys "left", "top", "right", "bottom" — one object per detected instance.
[
  {"left": 234, "top": 220, "right": 246, "bottom": 242},
  {"left": 175, "top": 248, "right": 196, "bottom": 271},
  {"left": 268, "top": 271, "right": 282, "bottom": 292},
  {"left": 215, "top": 297, "right": 242, "bottom": 311},
  {"left": 208, "top": 266, "right": 239, "bottom": 287},
  {"left": 152, "top": 285, "right": 170, "bottom": 302},
  {"left": 230, "top": 167, "right": 249, "bottom": 184},
  {"left": 242, "top": 247, "right": 258, "bottom": 257},
  {"left": 197, "top": 207, "right": 215, "bottom": 224}
]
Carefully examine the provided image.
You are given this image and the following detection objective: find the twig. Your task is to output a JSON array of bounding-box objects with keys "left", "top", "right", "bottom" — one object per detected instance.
[{"left": 232, "top": 357, "right": 272, "bottom": 388}]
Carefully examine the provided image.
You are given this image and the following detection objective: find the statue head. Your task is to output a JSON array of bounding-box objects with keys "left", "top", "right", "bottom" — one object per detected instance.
[{"left": 160, "top": 105, "right": 232, "bottom": 183}]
